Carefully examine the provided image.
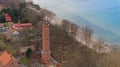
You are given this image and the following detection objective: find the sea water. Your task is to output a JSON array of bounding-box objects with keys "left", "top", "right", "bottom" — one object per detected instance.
[{"left": 32, "top": 0, "right": 120, "bottom": 45}]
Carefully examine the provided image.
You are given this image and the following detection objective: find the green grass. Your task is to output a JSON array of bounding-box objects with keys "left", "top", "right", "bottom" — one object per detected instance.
[
  {"left": 4, "top": 22, "right": 14, "bottom": 26},
  {"left": 20, "top": 57, "right": 30, "bottom": 65}
]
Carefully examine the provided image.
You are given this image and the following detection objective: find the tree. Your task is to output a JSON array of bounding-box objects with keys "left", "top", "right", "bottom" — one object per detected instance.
[
  {"left": 26, "top": 48, "right": 32, "bottom": 58},
  {"left": 34, "top": 4, "right": 41, "bottom": 10},
  {"left": 19, "top": 3, "right": 26, "bottom": 9},
  {"left": 82, "top": 26, "right": 93, "bottom": 46},
  {"left": 62, "top": 20, "right": 70, "bottom": 33},
  {"left": 0, "top": 13, "right": 5, "bottom": 23},
  {"left": 61, "top": 19, "right": 79, "bottom": 38},
  {"left": 0, "top": 8, "right": 10, "bottom": 13},
  {"left": 97, "top": 37, "right": 105, "bottom": 53},
  {"left": 9, "top": 9, "right": 21, "bottom": 23},
  {"left": 69, "top": 23, "right": 79, "bottom": 38},
  {"left": 21, "top": 18, "right": 29, "bottom": 23}
]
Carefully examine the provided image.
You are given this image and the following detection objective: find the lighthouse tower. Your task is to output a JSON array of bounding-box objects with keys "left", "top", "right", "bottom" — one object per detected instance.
[
  {"left": 41, "top": 16, "right": 60, "bottom": 67},
  {"left": 41, "top": 16, "right": 51, "bottom": 63}
]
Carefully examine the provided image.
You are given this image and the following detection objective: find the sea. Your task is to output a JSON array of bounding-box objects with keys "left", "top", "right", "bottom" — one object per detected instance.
[{"left": 32, "top": 0, "right": 120, "bottom": 45}]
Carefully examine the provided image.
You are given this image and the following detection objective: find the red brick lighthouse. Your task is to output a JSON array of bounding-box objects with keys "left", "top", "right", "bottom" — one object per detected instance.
[
  {"left": 41, "top": 17, "right": 51, "bottom": 64},
  {"left": 41, "top": 16, "right": 61, "bottom": 67}
]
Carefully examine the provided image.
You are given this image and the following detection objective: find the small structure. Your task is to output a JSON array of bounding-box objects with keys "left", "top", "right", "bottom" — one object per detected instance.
[
  {"left": 11, "top": 30, "right": 20, "bottom": 41},
  {"left": 13, "top": 23, "right": 32, "bottom": 31},
  {"left": 12, "top": 31, "right": 19, "bottom": 36},
  {"left": 4, "top": 13, "right": 12, "bottom": 22},
  {"left": 19, "top": 45, "right": 35, "bottom": 56},
  {"left": 0, "top": 51, "right": 18, "bottom": 67},
  {"left": 0, "top": 27, "right": 8, "bottom": 34}
]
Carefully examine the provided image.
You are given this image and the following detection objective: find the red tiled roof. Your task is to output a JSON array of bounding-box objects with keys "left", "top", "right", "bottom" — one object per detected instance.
[
  {"left": 0, "top": 51, "right": 17, "bottom": 66},
  {"left": 4, "top": 13, "right": 12, "bottom": 22},
  {"left": 13, "top": 23, "right": 32, "bottom": 27}
]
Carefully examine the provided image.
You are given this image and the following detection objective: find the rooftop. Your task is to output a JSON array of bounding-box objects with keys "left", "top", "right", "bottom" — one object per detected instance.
[
  {"left": 0, "top": 51, "right": 17, "bottom": 66},
  {"left": 13, "top": 23, "right": 32, "bottom": 27}
]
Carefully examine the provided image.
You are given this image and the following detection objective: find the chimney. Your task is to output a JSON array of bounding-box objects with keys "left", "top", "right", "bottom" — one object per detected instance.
[{"left": 41, "top": 23, "right": 51, "bottom": 63}]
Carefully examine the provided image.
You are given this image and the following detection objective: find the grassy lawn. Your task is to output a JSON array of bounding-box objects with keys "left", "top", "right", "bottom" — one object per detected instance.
[
  {"left": 20, "top": 57, "right": 30, "bottom": 65},
  {"left": 4, "top": 22, "right": 14, "bottom": 26}
]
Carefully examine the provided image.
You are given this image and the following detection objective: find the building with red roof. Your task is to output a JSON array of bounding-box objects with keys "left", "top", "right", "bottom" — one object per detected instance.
[
  {"left": 13, "top": 23, "right": 32, "bottom": 31},
  {"left": 13, "top": 23, "right": 32, "bottom": 27},
  {"left": 4, "top": 13, "right": 12, "bottom": 22},
  {"left": 0, "top": 51, "right": 18, "bottom": 67}
]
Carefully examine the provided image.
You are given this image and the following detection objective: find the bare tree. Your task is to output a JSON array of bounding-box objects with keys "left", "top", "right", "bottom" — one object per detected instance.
[
  {"left": 62, "top": 19, "right": 70, "bottom": 33},
  {"left": 82, "top": 26, "right": 93, "bottom": 46},
  {"left": 97, "top": 37, "right": 105, "bottom": 53},
  {"left": 69, "top": 23, "right": 79, "bottom": 38},
  {"left": 62, "top": 20, "right": 79, "bottom": 38}
]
